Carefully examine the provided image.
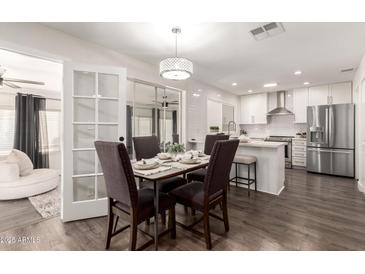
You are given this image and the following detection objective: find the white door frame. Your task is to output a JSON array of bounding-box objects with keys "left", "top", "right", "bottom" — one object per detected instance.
[{"left": 62, "top": 61, "right": 126, "bottom": 222}]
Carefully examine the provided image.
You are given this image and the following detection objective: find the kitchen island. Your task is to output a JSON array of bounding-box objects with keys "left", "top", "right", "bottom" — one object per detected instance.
[{"left": 230, "top": 140, "right": 286, "bottom": 195}]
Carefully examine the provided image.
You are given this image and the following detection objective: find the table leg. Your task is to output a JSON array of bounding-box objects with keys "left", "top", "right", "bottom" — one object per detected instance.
[{"left": 153, "top": 180, "right": 159, "bottom": 251}]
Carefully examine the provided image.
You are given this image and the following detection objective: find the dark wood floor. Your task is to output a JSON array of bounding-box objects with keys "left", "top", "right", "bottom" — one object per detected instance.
[{"left": 1, "top": 169, "right": 365, "bottom": 251}]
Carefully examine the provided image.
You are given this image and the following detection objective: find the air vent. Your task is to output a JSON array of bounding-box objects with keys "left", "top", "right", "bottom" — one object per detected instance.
[
  {"left": 340, "top": 68, "right": 354, "bottom": 73},
  {"left": 250, "top": 22, "right": 285, "bottom": 41}
]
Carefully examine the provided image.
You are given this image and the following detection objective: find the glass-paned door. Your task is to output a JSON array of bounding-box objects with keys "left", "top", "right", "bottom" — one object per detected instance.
[
  {"left": 126, "top": 81, "right": 182, "bottom": 159},
  {"left": 62, "top": 62, "right": 126, "bottom": 222}
]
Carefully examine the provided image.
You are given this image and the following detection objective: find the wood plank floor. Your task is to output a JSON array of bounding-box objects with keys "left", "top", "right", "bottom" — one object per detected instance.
[{"left": 1, "top": 169, "right": 365, "bottom": 251}]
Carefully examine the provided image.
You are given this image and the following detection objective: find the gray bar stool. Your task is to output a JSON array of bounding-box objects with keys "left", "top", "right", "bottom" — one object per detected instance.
[{"left": 230, "top": 155, "right": 257, "bottom": 196}]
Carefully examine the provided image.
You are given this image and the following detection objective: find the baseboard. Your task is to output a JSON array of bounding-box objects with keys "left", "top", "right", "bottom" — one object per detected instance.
[{"left": 358, "top": 180, "right": 365, "bottom": 193}]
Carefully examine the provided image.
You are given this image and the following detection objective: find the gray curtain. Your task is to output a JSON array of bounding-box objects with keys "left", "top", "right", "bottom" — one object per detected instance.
[{"left": 14, "top": 93, "right": 49, "bottom": 168}]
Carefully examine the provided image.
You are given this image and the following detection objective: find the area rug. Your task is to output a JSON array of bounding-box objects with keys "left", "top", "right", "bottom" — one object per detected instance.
[{"left": 28, "top": 186, "right": 60, "bottom": 218}]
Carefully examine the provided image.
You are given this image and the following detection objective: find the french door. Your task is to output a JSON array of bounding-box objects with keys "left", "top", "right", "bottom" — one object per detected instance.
[{"left": 62, "top": 62, "right": 126, "bottom": 222}]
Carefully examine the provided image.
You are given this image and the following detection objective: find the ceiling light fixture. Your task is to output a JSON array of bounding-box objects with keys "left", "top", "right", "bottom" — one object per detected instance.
[
  {"left": 304, "top": 82, "right": 310, "bottom": 85},
  {"left": 248, "top": 90, "right": 253, "bottom": 93},
  {"left": 160, "top": 27, "right": 193, "bottom": 81},
  {"left": 232, "top": 82, "right": 237, "bottom": 86},
  {"left": 192, "top": 93, "right": 200, "bottom": 97},
  {"left": 294, "top": 70, "right": 302, "bottom": 75},
  {"left": 264, "top": 82, "right": 278, "bottom": 88}
]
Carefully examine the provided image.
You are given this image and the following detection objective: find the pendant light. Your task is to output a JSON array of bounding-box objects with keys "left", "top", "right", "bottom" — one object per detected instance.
[{"left": 160, "top": 27, "right": 193, "bottom": 80}]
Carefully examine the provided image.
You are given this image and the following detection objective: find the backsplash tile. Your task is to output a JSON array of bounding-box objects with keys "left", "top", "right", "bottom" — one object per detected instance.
[{"left": 240, "top": 115, "right": 306, "bottom": 138}]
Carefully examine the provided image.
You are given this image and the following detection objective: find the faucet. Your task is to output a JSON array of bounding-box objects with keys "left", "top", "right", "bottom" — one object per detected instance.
[{"left": 227, "top": 120, "right": 236, "bottom": 136}]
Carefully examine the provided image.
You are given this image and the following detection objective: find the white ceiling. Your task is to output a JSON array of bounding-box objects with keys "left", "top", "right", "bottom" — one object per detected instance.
[
  {"left": 44, "top": 22, "right": 365, "bottom": 95},
  {"left": 0, "top": 49, "right": 62, "bottom": 93}
]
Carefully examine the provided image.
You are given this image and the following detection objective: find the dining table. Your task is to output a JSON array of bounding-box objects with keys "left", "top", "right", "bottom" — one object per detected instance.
[{"left": 132, "top": 155, "right": 210, "bottom": 250}]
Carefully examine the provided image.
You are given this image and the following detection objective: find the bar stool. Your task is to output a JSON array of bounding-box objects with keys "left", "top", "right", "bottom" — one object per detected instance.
[{"left": 230, "top": 155, "right": 257, "bottom": 196}]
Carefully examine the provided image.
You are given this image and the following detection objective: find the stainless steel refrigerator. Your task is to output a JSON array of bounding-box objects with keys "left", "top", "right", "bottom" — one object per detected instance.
[{"left": 307, "top": 103, "right": 355, "bottom": 177}]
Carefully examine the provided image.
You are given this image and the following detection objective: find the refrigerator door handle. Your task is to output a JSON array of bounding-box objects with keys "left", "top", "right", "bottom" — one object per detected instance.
[
  {"left": 307, "top": 148, "right": 332, "bottom": 153},
  {"left": 329, "top": 105, "right": 335, "bottom": 147},
  {"left": 324, "top": 107, "right": 329, "bottom": 145}
]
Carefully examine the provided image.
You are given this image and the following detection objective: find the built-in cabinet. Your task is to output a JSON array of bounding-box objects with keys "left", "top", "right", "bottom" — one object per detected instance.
[
  {"left": 308, "top": 81, "right": 352, "bottom": 106},
  {"left": 292, "top": 81, "right": 352, "bottom": 124},
  {"left": 240, "top": 93, "right": 268, "bottom": 124},
  {"left": 292, "top": 138, "right": 307, "bottom": 168},
  {"left": 292, "top": 88, "right": 308, "bottom": 123}
]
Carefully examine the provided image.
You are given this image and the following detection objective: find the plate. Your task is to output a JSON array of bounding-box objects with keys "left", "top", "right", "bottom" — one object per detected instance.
[
  {"left": 157, "top": 153, "right": 171, "bottom": 160},
  {"left": 180, "top": 158, "right": 201, "bottom": 164},
  {"left": 134, "top": 161, "right": 160, "bottom": 170}
]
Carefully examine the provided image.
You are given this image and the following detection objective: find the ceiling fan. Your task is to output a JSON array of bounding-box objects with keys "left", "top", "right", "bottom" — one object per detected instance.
[
  {"left": 153, "top": 98, "right": 179, "bottom": 108},
  {"left": 0, "top": 66, "right": 45, "bottom": 89}
]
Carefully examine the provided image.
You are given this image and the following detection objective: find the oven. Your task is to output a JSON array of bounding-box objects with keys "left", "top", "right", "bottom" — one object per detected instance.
[{"left": 264, "top": 136, "right": 293, "bottom": 168}]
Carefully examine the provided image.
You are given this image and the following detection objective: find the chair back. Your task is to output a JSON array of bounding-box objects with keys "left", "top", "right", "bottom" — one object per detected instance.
[
  {"left": 204, "top": 134, "right": 230, "bottom": 155},
  {"left": 133, "top": 136, "right": 161, "bottom": 160},
  {"left": 95, "top": 141, "right": 138, "bottom": 208},
  {"left": 204, "top": 139, "right": 239, "bottom": 197}
]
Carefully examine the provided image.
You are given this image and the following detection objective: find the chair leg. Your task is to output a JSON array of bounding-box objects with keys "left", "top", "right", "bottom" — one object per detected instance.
[
  {"left": 105, "top": 198, "right": 114, "bottom": 250},
  {"left": 203, "top": 207, "right": 212, "bottom": 250},
  {"left": 222, "top": 193, "right": 229, "bottom": 232},
  {"left": 191, "top": 208, "right": 196, "bottom": 216},
  {"left": 168, "top": 207, "right": 176, "bottom": 239},
  {"left": 235, "top": 162, "right": 238, "bottom": 187},
  {"left": 161, "top": 210, "right": 167, "bottom": 225},
  {"left": 247, "top": 164, "right": 251, "bottom": 197},
  {"left": 145, "top": 218, "right": 150, "bottom": 225},
  {"left": 254, "top": 162, "right": 257, "bottom": 192},
  {"left": 113, "top": 215, "right": 119, "bottom": 233},
  {"left": 129, "top": 212, "right": 138, "bottom": 251}
]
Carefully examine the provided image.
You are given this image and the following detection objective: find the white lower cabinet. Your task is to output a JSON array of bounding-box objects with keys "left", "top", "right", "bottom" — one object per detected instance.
[{"left": 292, "top": 138, "right": 306, "bottom": 168}]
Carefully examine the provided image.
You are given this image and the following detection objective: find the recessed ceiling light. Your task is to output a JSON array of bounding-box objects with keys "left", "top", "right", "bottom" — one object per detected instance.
[
  {"left": 217, "top": 94, "right": 221, "bottom": 97},
  {"left": 248, "top": 90, "right": 253, "bottom": 93},
  {"left": 198, "top": 89, "right": 202, "bottom": 92},
  {"left": 294, "top": 70, "right": 302, "bottom": 75},
  {"left": 192, "top": 93, "right": 200, "bottom": 97},
  {"left": 232, "top": 82, "right": 237, "bottom": 86},
  {"left": 304, "top": 82, "right": 310, "bottom": 85},
  {"left": 263, "top": 82, "right": 278, "bottom": 88}
]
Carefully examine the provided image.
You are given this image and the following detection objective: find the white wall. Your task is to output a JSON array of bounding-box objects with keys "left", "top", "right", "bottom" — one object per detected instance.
[
  {"left": 0, "top": 23, "right": 240, "bottom": 146},
  {"left": 353, "top": 54, "right": 365, "bottom": 193}
]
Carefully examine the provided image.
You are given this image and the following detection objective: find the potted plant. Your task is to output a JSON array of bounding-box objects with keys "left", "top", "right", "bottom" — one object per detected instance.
[
  {"left": 167, "top": 143, "right": 185, "bottom": 159},
  {"left": 209, "top": 126, "right": 220, "bottom": 133}
]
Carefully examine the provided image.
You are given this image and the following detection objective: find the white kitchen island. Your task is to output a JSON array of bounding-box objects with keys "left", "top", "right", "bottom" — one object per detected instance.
[{"left": 230, "top": 140, "right": 286, "bottom": 195}]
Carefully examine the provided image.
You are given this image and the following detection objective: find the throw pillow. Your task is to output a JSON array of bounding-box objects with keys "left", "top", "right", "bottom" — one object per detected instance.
[
  {"left": 0, "top": 162, "right": 20, "bottom": 183},
  {"left": 7, "top": 149, "right": 34, "bottom": 176}
]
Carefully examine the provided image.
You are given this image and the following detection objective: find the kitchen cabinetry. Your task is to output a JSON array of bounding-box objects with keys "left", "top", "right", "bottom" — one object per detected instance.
[
  {"left": 308, "top": 81, "right": 352, "bottom": 106},
  {"left": 308, "top": 85, "right": 329, "bottom": 106},
  {"left": 293, "top": 88, "right": 308, "bottom": 123},
  {"left": 292, "top": 138, "right": 306, "bottom": 168},
  {"left": 240, "top": 93, "right": 268, "bottom": 124},
  {"left": 330, "top": 82, "right": 352, "bottom": 104}
]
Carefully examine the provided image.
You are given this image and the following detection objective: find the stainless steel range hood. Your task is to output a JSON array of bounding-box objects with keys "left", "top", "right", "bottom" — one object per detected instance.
[{"left": 267, "top": 91, "right": 293, "bottom": 116}]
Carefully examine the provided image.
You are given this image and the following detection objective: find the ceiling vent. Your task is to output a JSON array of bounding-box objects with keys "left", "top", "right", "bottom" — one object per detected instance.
[
  {"left": 340, "top": 68, "right": 355, "bottom": 73},
  {"left": 250, "top": 23, "right": 285, "bottom": 41}
]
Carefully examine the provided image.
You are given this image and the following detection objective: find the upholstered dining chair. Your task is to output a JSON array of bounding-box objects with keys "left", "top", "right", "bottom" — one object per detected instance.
[
  {"left": 132, "top": 136, "right": 186, "bottom": 193},
  {"left": 170, "top": 139, "right": 239, "bottom": 250},
  {"left": 95, "top": 141, "right": 176, "bottom": 251},
  {"left": 187, "top": 134, "right": 230, "bottom": 183}
]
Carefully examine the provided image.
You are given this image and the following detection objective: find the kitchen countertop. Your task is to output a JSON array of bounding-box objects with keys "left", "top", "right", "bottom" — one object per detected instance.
[{"left": 238, "top": 140, "right": 287, "bottom": 148}]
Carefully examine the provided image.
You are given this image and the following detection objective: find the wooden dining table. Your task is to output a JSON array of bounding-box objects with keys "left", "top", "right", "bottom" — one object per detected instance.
[{"left": 132, "top": 156, "right": 210, "bottom": 250}]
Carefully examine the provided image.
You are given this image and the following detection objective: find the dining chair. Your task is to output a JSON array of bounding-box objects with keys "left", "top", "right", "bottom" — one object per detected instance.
[
  {"left": 187, "top": 134, "right": 230, "bottom": 183},
  {"left": 95, "top": 141, "right": 176, "bottom": 251},
  {"left": 132, "top": 136, "right": 186, "bottom": 193},
  {"left": 170, "top": 139, "right": 239, "bottom": 250}
]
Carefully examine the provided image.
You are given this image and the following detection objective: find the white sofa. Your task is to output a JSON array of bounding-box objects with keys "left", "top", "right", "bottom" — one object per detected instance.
[
  {"left": 0, "top": 168, "right": 59, "bottom": 200},
  {"left": 0, "top": 151, "right": 59, "bottom": 200}
]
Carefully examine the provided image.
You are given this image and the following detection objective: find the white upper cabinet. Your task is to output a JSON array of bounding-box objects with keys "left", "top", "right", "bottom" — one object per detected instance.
[
  {"left": 308, "top": 81, "right": 352, "bottom": 106},
  {"left": 330, "top": 82, "right": 352, "bottom": 104},
  {"left": 308, "top": 84, "right": 329, "bottom": 106},
  {"left": 240, "top": 93, "right": 268, "bottom": 124},
  {"left": 293, "top": 88, "right": 308, "bottom": 123}
]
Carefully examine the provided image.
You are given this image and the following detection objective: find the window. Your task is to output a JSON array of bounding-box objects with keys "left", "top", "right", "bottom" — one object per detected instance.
[
  {"left": 44, "top": 110, "right": 61, "bottom": 152},
  {"left": 0, "top": 109, "right": 15, "bottom": 155}
]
